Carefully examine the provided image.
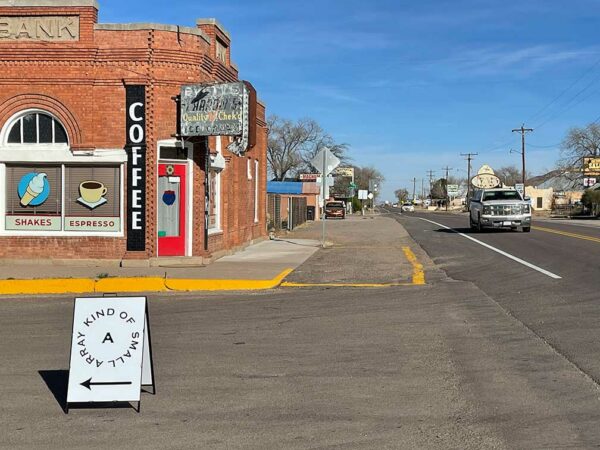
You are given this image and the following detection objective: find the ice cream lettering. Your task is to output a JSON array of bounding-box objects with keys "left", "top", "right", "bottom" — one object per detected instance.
[{"left": 20, "top": 173, "right": 47, "bottom": 206}]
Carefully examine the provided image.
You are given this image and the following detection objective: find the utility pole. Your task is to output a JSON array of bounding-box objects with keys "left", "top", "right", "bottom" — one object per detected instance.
[
  {"left": 441, "top": 166, "right": 453, "bottom": 211},
  {"left": 512, "top": 124, "right": 533, "bottom": 185},
  {"left": 460, "top": 152, "right": 478, "bottom": 204},
  {"left": 421, "top": 178, "right": 424, "bottom": 203},
  {"left": 426, "top": 170, "right": 435, "bottom": 200},
  {"left": 412, "top": 177, "right": 416, "bottom": 201}
]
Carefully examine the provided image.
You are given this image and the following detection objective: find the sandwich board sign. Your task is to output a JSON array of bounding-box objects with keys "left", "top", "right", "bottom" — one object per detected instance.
[{"left": 66, "top": 296, "right": 155, "bottom": 412}]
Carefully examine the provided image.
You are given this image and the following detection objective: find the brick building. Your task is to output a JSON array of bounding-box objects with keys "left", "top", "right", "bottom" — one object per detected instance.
[{"left": 0, "top": 0, "right": 267, "bottom": 265}]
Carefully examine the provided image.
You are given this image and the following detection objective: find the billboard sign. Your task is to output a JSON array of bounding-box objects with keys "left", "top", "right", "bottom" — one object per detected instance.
[
  {"left": 583, "top": 157, "right": 600, "bottom": 176},
  {"left": 181, "top": 82, "right": 246, "bottom": 136}
]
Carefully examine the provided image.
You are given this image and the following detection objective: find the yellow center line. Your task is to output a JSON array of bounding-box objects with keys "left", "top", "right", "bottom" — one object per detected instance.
[{"left": 532, "top": 225, "right": 600, "bottom": 244}]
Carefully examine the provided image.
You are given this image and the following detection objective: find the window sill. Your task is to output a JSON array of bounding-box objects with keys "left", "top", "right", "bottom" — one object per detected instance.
[{"left": 208, "top": 228, "right": 223, "bottom": 236}]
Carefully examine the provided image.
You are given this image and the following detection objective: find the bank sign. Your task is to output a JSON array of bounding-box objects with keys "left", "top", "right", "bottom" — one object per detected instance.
[{"left": 180, "top": 82, "right": 246, "bottom": 136}]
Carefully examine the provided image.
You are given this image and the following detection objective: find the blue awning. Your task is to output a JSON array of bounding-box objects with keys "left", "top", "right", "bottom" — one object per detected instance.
[{"left": 267, "top": 181, "right": 303, "bottom": 194}]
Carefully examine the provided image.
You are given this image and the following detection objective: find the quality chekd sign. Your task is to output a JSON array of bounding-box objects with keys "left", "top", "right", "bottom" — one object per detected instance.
[{"left": 66, "top": 297, "right": 154, "bottom": 412}]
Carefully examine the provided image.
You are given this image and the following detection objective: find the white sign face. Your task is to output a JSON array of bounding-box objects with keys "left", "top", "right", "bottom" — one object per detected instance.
[
  {"left": 67, "top": 297, "right": 148, "bottom": 404},
  {"left": 367, "top": 192, "right": 374, "bottom": 200},
  {"left": 447, "top": 184, "right": 459, "bottom": 194},
  {"left": 515, "top": 183, "right": 525, "bottom": 195},
  {"left": 311, "top": 147, "right": 341, "bottom": 175},
  {"left": 358, "top": 190, "right": 368, "bottom": 200},
  {"left": 584, "top": 177, "right": 597, "bottom": 187}
]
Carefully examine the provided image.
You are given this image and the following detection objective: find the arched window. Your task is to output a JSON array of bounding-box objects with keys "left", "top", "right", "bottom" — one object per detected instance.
[{"left": 6, "top": 111, "right": 68, "bottom": 145}]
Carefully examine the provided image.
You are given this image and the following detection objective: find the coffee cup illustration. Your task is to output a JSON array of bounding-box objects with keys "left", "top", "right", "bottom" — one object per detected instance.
[{"left": 79, "top": 180, "right": 107, "bottom": 204}]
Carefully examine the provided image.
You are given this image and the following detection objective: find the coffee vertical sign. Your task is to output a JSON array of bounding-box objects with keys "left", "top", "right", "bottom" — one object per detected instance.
[{"left": 125, "top": 86, "right": 146, "bottom": 251}]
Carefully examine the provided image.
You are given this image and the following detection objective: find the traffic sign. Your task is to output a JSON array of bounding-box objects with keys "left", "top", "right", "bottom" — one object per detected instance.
[
  {"left": 358, "top": 190, "right": 368, "bottom": 200},
  {"left": 367, "top": 192, "right": 374, "bottom": 200},
  {"left": 311, "top": 147, "right": 340, "bottom": 175},
  {"left": 515, "top": 183, "right": 524, "bottom": 195},
  {"left": 66, "top": 296, "right": 154, "bottom": 412},
  {"left": 447, "top": 184, "right": 459, "bottom": 195}
]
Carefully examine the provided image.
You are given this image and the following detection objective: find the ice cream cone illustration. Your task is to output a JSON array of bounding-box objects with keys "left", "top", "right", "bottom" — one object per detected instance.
[{"left": 20, "top": 173, "right": 47, "bottom": 206}]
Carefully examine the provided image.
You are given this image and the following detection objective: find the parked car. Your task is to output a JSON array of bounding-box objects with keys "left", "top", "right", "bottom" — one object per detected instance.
[
  {"left": 324, "top": 201, "right": 346, "bottom": 219},
  {"left": 401, "top": 203, "right": 415, "bottom": 212}
]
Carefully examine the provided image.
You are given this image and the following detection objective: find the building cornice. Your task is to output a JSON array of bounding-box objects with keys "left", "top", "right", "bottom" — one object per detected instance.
[
  {"left": 95, "top": 23, "right": 210, "bottom": 44},
  {"left": 0, "top": 0, "right": 98, "bottom": 8}
]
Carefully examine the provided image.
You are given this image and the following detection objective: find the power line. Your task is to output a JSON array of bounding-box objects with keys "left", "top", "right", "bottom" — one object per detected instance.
[{"left": 527, "top": 57, "right": 600, "bottom": 125}]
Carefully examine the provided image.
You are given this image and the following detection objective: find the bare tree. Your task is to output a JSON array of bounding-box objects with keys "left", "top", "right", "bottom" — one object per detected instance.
[
  {"left": 496, "top": 166, "right": 528, "bottom": 186},
  {"left": 394, "top": 188, "right": 409, "bottom": 203},
  {"left": 267, "top": 115, "right": 349, "bottom": 180},
  {"left": 353, "top": 165, "right": 384, "bottom": 195},
  {"left": 559, "top": 122, "right": 600, "bottom": 170}
]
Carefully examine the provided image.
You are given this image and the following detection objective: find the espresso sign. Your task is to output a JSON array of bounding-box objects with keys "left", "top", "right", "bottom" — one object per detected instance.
[
  {"left": 180, "top": 82, "right": 247, "bottom": 136},
  {"left": 0, "top": 16, "right": 79, "bottom": 41},
  {"left": 125, "top": 86, "right": 147, "bottom": 251}
]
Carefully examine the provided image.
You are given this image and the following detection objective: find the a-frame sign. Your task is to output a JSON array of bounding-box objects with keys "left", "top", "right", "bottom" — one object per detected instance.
[{"left": 66, "top": 296, "right": 155, "bottom": 412}]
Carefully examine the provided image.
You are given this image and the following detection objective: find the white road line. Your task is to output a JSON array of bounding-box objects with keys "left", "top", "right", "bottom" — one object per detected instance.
[{"left": 417, "top": 217, "right": 562, "bottom": 280}]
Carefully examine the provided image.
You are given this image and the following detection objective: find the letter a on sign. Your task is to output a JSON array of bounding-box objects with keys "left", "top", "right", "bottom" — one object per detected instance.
[{"left": 66, "top": 297, "right": 155, "bottom": 413}]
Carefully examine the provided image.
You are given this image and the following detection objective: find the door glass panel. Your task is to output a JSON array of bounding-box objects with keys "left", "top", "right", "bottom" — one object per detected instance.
[{"left": 158, "top": 176, "right": 180, "bottom": 237}]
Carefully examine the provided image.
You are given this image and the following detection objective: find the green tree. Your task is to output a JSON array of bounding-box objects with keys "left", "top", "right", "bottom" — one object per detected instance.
[{"left": 582, "top": 189, "right": 600, "bottom": 216}]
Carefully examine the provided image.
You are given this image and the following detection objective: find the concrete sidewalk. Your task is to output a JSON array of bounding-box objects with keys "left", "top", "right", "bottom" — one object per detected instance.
[
  {"left": 0, "top": 213, "right": 429, "bottom": 295},
  {"left": 281, "top": 214, "right": 429, "bottom": 286},
  {"left": 0, "top": 238, "right": 320, "bottom": 295}
]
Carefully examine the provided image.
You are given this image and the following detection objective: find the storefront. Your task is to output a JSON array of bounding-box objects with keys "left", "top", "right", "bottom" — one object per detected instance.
[{"left": 0, "top": 1, "right": 267, "bottom": 263}]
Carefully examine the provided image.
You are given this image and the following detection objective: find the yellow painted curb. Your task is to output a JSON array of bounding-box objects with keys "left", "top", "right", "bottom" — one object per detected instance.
[
  {"left": 0, "top": 268, "right": 295, "bottom": 296},
  {"left": 95, "top": 277, "right": 168, "bottom": 293},
  {"left": 0, "top": 278, "right": 95, "bottom": 295},
  {"left": 165, "top": 268, "right": 294, "bottom": 291},
  {"left": 402, "top": 247, "right": 425, "bottom": 285}
]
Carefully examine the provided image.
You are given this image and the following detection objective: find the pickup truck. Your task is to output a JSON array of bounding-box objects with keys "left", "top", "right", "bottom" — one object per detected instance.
[{"left": 469, "top": 188, "right": 531, "bottom": 232}]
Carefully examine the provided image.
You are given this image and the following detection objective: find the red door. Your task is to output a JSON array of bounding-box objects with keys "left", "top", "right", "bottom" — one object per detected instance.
[{"left": 157, "top": 164, "right": 186, "bottom": 256}]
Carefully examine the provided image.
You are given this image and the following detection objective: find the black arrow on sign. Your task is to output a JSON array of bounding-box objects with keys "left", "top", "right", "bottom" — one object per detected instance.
[{"left": 80, "top": 377, "right": 132, "bottom": 390}]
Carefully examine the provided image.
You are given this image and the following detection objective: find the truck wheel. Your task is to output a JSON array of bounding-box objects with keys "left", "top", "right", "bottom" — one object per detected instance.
[
  {"left": 469, "top": 216, "right": 477, "bottom": 231},
  {"left": 523, "top": 226, "right": 531, "bottom": 232},
  {"left": 476, "top": 214, "right": 482, "bottom": 232}
]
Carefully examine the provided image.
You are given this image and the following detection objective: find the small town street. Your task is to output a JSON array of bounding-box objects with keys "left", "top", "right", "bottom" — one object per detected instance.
[{"left": 4, "top": 214, "right": 600, "bottom": 449}]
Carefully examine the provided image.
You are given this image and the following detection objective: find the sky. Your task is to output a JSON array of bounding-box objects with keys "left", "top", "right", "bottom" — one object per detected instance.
[{"left": 99, "top": 0, "right": 600, "bottom": 201}]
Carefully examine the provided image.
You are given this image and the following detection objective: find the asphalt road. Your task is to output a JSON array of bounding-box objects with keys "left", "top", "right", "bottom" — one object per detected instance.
[
  {"left": 388, "top": 209, "right": 600, "bottom": 387},
  {"left": 4, "top": 214, "right": 600, "bottom": 448}
]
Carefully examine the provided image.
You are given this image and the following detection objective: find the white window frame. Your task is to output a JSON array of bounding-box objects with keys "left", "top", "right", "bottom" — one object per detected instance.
[
  {"left": 0, "top": 109, "right": 126, "bottom": 237},
  {"left": 157, "top": 138, "right": 194, "bottom": 257},
  {"left": 254, "top": 159, "right": 259, "bottom": 223},
  {"left": 1, "top": 108, "right": 69, "bottom": 147},
  {"left": 208, "top": 136, "right": 223, "bottom": 234}
]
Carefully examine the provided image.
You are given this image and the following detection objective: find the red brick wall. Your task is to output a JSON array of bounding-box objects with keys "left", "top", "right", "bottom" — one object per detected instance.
[{"left": 0, "top": 4, "right": 266, "bottom": 261}]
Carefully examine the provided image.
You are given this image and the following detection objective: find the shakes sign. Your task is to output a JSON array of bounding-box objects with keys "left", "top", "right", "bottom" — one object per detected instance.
[{"left": 180, "top": 81, "right": 256, "bottom": 155}]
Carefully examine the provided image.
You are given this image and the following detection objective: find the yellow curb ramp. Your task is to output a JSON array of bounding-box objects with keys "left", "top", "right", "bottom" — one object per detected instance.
[
  {"left": 280, "top": 247, "right": 426, "bottom": 288},
  {"left": 0, "top": 269, "right": 294, "bottom": 296},
  {"left": 165, "top": 269, "right": 293, "bottom": 291}
]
